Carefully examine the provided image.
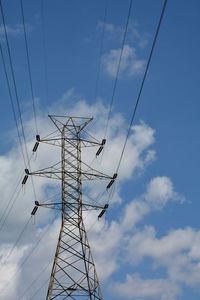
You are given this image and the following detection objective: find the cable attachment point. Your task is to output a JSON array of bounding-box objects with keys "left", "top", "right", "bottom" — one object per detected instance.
[
  {"left": 106, "top": 173, "right": 117, "bottom": 189},
  {"left": 32, "top": 135, "right": 40, "bottom": 152},
  {"left": 25, "top": 168, "right": 29, "bottom": 174},
  {"left": 98, "top": 204, "right": 109, "bottom": 219},
  {"left": 22, "top": 175, "right": 28, "bottom": 185},
  {"left": 31, "top": 205, "right": 38, "bottom": 216},
  {"left": 22, "top": 169, "right": 30, "bottom": 185},
  {"left": 31, "top": 200, "right": 40, "bottom": 216},
  {"left": 96, "top": 139, "right": 106, "bottom": 156},
  {"left": 33, "top": 142, "right": 39, "bottom": 152}
]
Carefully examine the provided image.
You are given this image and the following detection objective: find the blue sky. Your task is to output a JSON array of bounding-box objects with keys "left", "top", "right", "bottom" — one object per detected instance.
[{"left": 0, "top": 1, "right": 200, "bottom": 300}]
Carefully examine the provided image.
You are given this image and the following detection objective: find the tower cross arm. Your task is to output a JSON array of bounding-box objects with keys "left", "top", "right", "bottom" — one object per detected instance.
[
  {"left": 26, "top": 167, "right": 113, "bottom": 180},
  {"left": 38, "top": 136, "right": 104, "bottom": 148},
  {"left": 25, "top": 165, "right": 114, "bottom": 182},
  {"left": 81, "top": 170, "right": 112, "bottom": 181}
]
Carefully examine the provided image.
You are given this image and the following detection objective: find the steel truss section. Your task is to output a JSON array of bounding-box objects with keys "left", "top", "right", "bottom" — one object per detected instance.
[{"left": 29, "top": 116, "right": 111, "bottom": 300}]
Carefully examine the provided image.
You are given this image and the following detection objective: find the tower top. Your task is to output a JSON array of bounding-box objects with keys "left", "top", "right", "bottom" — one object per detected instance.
[{"left": 48, "top": 115, "right": 93, "bottom": 133}]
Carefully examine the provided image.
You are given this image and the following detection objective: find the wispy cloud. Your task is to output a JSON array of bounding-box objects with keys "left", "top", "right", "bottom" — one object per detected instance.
[
  {"left": 97, "top": 21, "right": 149, "bottom": 80},
  {"left": 111, "top": 274, "right": 180, "bottom": 300},
  {"left": 121, "top": 225, "right": 200, "bottom": 299},
  {"left": 102, "top": 44, "right": 145, "bottom": 78},
  {"left": 0, "top": 23, "right": 32, "bottom": 39},
  {"left": 88, "top": 174, "right": 183, "bottom": 283},
  {"left": 98, "top": 20, "right": 149, "bottom": 48},
  {"left": 145, "top": 176, "right": 184, "bottom": 208}
]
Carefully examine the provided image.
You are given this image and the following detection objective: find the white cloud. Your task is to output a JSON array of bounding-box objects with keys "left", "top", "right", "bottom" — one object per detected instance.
[
  {"left": 87, "top": 175, "right": 182, "bottom": 285},
  {"left": 98, "top": 21, "right": 148, "bottom": 79},
  {"left": 122, "top": 176, "right": 181, "bottom": 231},
  {"left": 0, "top": 24, "right": 32, "bottom": 39},
  {"left": 0, "top": 245, "right": 27, "bottom": 299},
  {"left": 0, "top": 92, "right": 157, "bottom": 299},
  {"left": 121, "top": 200, "right": 149, "bottom": 230},
  {"left": 145, "top": 176, "right": 184, "bottom": 209},
  {"left": 0, "top": 90, "right": 197, "bottom": 300},
  {"left": 98, "top": 21, "right": 149, "bottom": 48},
  {"left": 102, "top": 44, "right": 145, "bottom": 78},
  {"left": 111, "top": 273, "right": 180, "bottom": 300},
  {"left": 98, "top": 21, "right": 124, "bottom": 44},
  {"left": 0, "top": 218, "right": 60, "bottom": 299},
  {"left": 127, "top": 226, "right": 200, "bottom": 291}
]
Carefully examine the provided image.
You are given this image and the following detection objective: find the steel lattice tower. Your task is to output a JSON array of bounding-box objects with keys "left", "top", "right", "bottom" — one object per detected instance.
[{"left": 25, "top": 116, "right": 115, "bottom": 300}]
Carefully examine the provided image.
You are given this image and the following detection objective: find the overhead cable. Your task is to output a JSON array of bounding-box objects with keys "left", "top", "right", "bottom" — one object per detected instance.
[
  {"left": 104, "top": 0, "right": 133, "bottom": 138},
  {"left": 41, "top": 0, "right": 49, "bottom": 104},
  {"left": 30, "top": 277, "right": 49, "bottom": 299},
  {"left": 116, "top": 0, "right": 168, "bottom": 174},
  {"left": 94, "top": 0, "right": 109, "bottom": 102},
  {"left": 0, "top": 181, "right": 23, "bottom": 233},
  {"left": 0, "top": 0, "right": 39, "bottom": 205},
  {"left": 20, "top": 0, "right": 39, "bottom": 134},
  {"left": 0, "top": 41, "right": 27, "bottom": 166},
  {"left": 18, "top": 261, "right": 51, "bottom": 300},
  {"left": 4, "top": 216, "right": 32, "bottom": 263},
  {"left": 0, "top": 152, "right": 37, "bottom": 238},
  {"left": 0, "top": 0, "right": 30, "bottom": 168},
  {"left": 1, "top": 213, "right": 59, "bottom": 296}
]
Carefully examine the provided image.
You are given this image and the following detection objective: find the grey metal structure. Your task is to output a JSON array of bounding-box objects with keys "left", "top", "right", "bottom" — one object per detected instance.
[{"left": 27, "top": 116, "right": 115, "bottom": 300}]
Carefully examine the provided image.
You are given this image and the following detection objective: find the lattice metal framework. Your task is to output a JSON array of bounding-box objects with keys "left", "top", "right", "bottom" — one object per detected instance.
[{"left": 27, "top": 116, "right": 114, "bottom": 300}]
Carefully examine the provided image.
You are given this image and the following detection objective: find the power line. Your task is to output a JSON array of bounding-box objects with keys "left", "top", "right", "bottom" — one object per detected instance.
[
  {"left": 20, "top": 0, "right": 38, "bottom": 134},
  {"left": 0, "top": 182, "right": 23, "bottom": 233},
  {"left": 1, "top": 214, "right": 59, "bottom": 296},
  {"left": 0, "top": 40, "right": 27, "bottom": 166},
  {"left": 0, "top": 0, "right": 39, "bottom": 208},
  {"left": 116, "top": 0, "right": 168, "bottom": 174},
  {"left": 30, "top": 277, "right": 49, "bottom": 300},
  {"left": 41, "top": 0, "right": 49, "bottom": 105},
  {"left": 18, "top": 261, "right": 51, "bottom": 300},
  {"left": 0, "top": 153, "right": 35, "bottom": 235},
  {"left": 0, "top": 172, "right": 23, "bottom": 227},
  {"left": 104, "top": 0, "right": 133, "bottom": 138},
  {"left": 93, "top": 0, "right": 108, "bottom": 102},
  {"left": 21, "top": 215, "right": 59, "bottom": 268},
  {"left": 0, "top": 0, "right": 30, "bottom": 168},
  {"left": 4, "top": 216, "right": 32, "bottom": 263}
]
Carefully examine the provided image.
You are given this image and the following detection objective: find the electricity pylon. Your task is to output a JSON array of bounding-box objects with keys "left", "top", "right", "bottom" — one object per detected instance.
[{"left": 24, "top": 115, "right": 116, "bottom": 299}]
